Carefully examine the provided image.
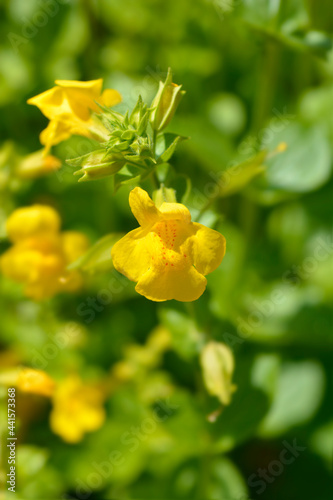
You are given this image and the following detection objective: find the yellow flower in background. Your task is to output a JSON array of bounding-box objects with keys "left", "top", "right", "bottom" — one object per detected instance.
[
  {"left": 6, "top": 204, "right": 61, "bottom": 242},
  {"left": 27, "top": 79, "right": 122, "bottom": 153},
  {"left": 0, "top": 205, "right": 89, "bottom": 300},
  {"left": 50, "top": 375, "right": 106, "bottom": 443},
  {"left": 60, "top": 231, "right": 91, "bottom": 263},
  {"left": 111, "top": 187, "right": 226, "bottom": 302},
  {"left": 0, "top": 367, "right": 55, "bottom": 397},
  {"left": 16, "top": 149, "right": 62, "bottom": 179},
  {"left": 17, "top": 368, "right": 55, "bottom": 397}
]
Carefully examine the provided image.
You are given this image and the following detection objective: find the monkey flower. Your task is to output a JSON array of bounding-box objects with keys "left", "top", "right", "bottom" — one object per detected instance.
[{"left": 111, "top": 187, "right": 226, "bottom": 302}]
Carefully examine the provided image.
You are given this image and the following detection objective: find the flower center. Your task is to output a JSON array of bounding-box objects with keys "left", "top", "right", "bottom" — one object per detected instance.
[{"left": 149, "top": 220, "right": 189, "bottom": 270}]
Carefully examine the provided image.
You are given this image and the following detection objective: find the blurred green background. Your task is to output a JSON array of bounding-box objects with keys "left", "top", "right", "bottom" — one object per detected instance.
[{"left": 0, "top": 0, "right": 333, "bottom": 499}]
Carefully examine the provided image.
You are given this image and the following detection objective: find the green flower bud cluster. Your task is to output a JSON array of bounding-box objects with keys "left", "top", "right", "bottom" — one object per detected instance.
[{"left": 66, "top": 69, "right": 186, "bottom": 185}]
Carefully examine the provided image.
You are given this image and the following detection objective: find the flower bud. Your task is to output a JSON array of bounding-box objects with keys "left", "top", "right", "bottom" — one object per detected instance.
[
  {"left": 67, "top": 149, "right": 126, "bottom": 181},
  {"left": 200, "top": 341, "right": 237, "bottom": 405},
  {"left": 150, "top": 68, "right": 185, "bottom": 131},
  {"left": 16, "top": 150, "right": 61, "bottom": 179},
  {"left": 153, "top": 186, "right": 177, "bottom": 207}
]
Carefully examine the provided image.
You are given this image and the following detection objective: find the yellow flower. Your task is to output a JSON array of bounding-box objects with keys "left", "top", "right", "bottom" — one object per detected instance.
[
  {"left": 16, "top": 149, "right": 62, "bottom": 179},
  {"left": 27, "top": 79, "right": 122, "bottom": 153},
  {"left": 1, "top": 205, "right": 89, "bottom": 300},
  {"left": 6, "top": 204, "right": 61, "bottom": 242},
  {"left": 0, "top": 367, "right": 55, "bottom": 397},
  {"left": 111, "top": 187, "right": 226, "bottom": 302},
  {"left": 60, "top": 231, "right": 91, "bottom": 264},
  {"left": 50, "top": 375, "right": 105, "bottom": 443},
  {"left": 17, "top": 368, "right": 55, "bottom": 397}
]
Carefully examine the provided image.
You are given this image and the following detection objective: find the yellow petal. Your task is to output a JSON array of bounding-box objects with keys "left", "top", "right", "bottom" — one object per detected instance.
[
  {"left": 111, "top": 227, "right": 151, "bottom": 282},
  {"left": 61, "top": 231, "right": 90, "bottom": 264},
  {"left": 100, "top": 88, "right": 122, "bottom": 107},
  {"left": 55, "top": 80, "right": 105, "bottom": 119},
  {"left": 6, "top": 205, "right": 61, "bottom": 243},
  {"left": 55, "top": 79, "right": 103, "bottom": 93},
  {"left": 135, "top": 265, "right": 207, "bottom": 302},
  {"left": 159, "top": 202, "right": 192, "bottom": 223},
  {"left": 40, "top": 116, "right": 92, "bottom": 152},
  {"left": 40, "top": 119, "right": 72, "bottom": 152},
  {"left": 50, "top": 410, "right": 84, "bottom": 443},
  {"left": 27, "top": 86, "right": 71, "bottom": 120},
  {"left": 77, "top": 403, "right": 105, "bottom": 431},
  {"left": 17, "top": 368, "right": 55, "bottom": 397},
  {"left": 129, "top": 187, "right": 160, "bottom": 227},
  {"left": 190, "top": 222, "right": 226, "bottom": 275},
  {"left": 1, "top": 247, "right": 43, "bottom": 282}
]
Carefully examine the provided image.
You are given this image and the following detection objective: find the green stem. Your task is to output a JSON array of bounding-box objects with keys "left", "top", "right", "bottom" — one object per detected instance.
[
  {"left": 250, "top": 40, "right": 280, "bottom": 134},
  {"left": 185, "top": 301, "right": 197, "bottom": 323},
  {"left": 150, "top": 170, "right": 159, "bottom": 189},
  {"left": 152, "top": 130, "right": 158, "bottom": 158},
  {"left": 196, "top": 452, "right": 212, "bottom": 499}
]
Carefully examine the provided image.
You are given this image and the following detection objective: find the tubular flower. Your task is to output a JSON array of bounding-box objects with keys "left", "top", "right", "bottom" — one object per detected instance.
[
  {"left": 27, "top": 79, "right": 122, "bottom": 153},
  {"left": 0, "top": 205, "right": 89, "bottom": 300},
  {"left": 111, "top": 188, "right": 226, "bottom": 302},
  {"left": 50, "top": 375, "right": 106, "bottom": 443}
]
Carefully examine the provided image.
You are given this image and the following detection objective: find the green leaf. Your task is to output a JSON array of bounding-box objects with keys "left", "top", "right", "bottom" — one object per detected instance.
[
  {"left": 156, "top": 133, "right": 188, "bottom": 163},
  {"left": 211, "top": 357, "right": 270, "bottom": 452},
  {"left": 310, "top": 421, "right": 333, "bottom": 469},
  {"left": 265, "top": 124, "right": 332, "bottom": 192},
  {"left": 112, "top": 163, "right": 151, "bottom": 192},
  {"left": 67, "top": 233, "right": 123, "bottom": 273},
  {"left": 208, "top": 457, "right": 248, "bottom": 500},
  {"left": 240, "top": 0, "right": 332, "bottom": 57},
  {"left": 259, "top": 360, "right": 326, "bottom": 437},
  {"left": 172, "top": 174, "right": 192, "bottom": 204},
  {"left": 172, "top": 115, "right": 233, "bottom": 172},
  {"left": 219, "top": 150, "right": 267, "bottom": 197},
  {"left": 159, "top": 307, "right": 205, "bottom": 360}
]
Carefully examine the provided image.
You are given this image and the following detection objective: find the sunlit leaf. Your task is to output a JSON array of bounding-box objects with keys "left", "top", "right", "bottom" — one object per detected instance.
[{"left": 68, "top": 233, "right": 123, "bottom": 273}]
